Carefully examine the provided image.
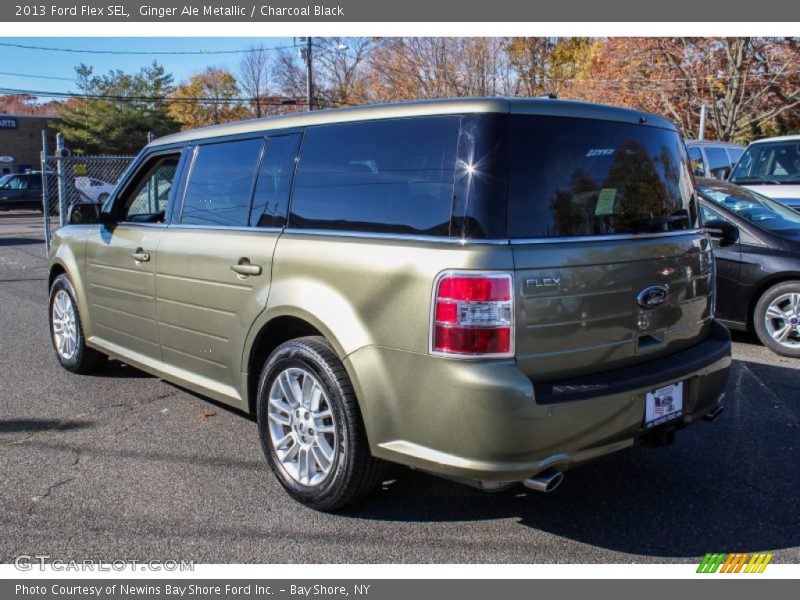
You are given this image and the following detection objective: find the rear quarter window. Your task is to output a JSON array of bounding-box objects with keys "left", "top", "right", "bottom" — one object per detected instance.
[
  {"left": 289, "top": 116, "right": 460, "bottom": 235},
  {"left": 507, "top": 116, "right": 697, "bottom": 238}
]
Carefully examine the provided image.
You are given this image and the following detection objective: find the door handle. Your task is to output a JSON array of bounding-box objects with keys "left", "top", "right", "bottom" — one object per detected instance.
[
  {"left": 131, "top": 249, "right": 150, "bottom": 263},
  {"left": 231, "top": 259, "right": 262, "bottom": 277}
]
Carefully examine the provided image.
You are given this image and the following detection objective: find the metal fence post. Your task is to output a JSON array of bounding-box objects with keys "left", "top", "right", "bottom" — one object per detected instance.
[
  {"left": 56, "top": 133, "right": 68, "bottom": 228},
  {"left": 41, "top": 130, "right": 51, "bottom": 255}
]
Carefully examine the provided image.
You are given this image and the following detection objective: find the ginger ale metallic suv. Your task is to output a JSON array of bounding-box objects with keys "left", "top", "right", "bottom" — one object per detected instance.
[{"left": 48, "top": 98, "right": 731, "bottom": 510}]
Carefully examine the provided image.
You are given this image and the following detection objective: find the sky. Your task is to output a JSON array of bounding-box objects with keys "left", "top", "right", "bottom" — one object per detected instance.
[{"left": 0, "top": 37, "right": 298, "bottom": 98}]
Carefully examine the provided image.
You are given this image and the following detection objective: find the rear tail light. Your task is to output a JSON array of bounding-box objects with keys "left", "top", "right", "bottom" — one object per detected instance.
[{"left": 431, "top": 271, "right": 514, "bottom": 357}]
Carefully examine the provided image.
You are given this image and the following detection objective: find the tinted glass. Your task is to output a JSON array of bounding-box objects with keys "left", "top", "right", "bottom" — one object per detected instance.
[
  {"left": 706, "top": 146, "right": 732, "bottom": 169},
  {"left": 122, "top": 156, "right": 179, "bottom": 222},
  {"left": 730, "top": 140, "right": 800, "bottom": 184},
  {"left": 290, "top": 117, "right": 459, "bottom": 235},
  {"left": 508, "top": 116, "right": 697, "bottom": 238},
  {"left": 698, "top": 181, "right": 800, "bottom": 233},
  {"left": 182, "top": 138, "right": 263, "bottom": 227},
  {"left": 250, "top": 134, "right": 301, "bottom": 227}
]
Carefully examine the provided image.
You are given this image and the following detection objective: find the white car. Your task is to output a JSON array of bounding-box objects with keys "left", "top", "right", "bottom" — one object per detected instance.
[
  {"left": 74, "top": 177, "right": 115, "bottom": 203},
  {"left": 729, "top": 134, "right": 800, "bottom": 211}
]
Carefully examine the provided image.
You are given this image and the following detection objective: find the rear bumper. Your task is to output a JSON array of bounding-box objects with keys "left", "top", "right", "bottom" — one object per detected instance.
[{"left": 346, "top": 320, "right": 731, "bottom": 482}]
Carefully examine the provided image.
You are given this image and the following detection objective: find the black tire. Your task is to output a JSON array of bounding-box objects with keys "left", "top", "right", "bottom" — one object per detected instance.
[
  {"left": 753, "top": 280, "right": 800, "bottom": 358},
  {"left": 49, "top": 274, "right": 107, "bottom": 373},
  {"left": 256, "top": 336, "right": 385, "bottom": 511}
]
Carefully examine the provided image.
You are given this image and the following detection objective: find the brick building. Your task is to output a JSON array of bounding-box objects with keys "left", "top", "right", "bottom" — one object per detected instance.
[{"left": 0, "top": 114, "right": 60, "bottom": 176}]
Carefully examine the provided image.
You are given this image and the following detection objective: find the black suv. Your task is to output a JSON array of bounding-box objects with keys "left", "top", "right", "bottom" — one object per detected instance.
[{"left": 0, "top": 172, "right": 44, "bottom": 212}]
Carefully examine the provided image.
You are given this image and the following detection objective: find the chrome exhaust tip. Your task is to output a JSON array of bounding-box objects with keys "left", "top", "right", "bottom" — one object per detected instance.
[{"left": 523, "top": 470, "right": 564, "bottom": 493}]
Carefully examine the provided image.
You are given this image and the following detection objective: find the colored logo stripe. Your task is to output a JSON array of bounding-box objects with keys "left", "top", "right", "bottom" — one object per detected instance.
[
  {"left": 697, "top": 553, "right": 726, "bottom": 573},
  {"left": 697, "top": 552, "right": 773, "bottom": 573}
]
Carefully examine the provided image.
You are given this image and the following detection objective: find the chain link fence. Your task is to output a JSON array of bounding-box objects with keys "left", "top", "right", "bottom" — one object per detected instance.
[{"left": 41, "top": 136, "right": 135, "bottom": 253}]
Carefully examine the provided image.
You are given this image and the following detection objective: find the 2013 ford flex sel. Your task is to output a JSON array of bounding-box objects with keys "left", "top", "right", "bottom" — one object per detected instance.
[{"left": 48, "top": 98, "right": 731, "bottom": 510}]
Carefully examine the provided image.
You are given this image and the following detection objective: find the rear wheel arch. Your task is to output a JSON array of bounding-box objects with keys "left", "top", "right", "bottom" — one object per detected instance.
[{"left": 245, "top": 314, "right": 331, "bottom": 415}]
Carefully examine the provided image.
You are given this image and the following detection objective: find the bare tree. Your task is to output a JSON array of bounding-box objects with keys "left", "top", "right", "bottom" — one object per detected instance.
[
  {"left": 239, "top": 44, "right": 271, "bottom": 117},
  {"left": 313, "top": 37, "right": 377, "bottom": 106},
  {"left": 580, "top": 38, "right": 800, "bottom": 142}
]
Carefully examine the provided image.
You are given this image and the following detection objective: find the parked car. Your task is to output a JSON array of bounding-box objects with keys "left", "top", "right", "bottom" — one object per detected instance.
[
  {"left": 698, "top": 177, "right": 800, "bottom": 357},
  {"left": 74, "top": 176, "right": 115, "bottom": 203},
  {"left": 728, "top": 135, "right": 800, "bottom": 210},
  {"left": 0, "top": 171, "right": 44, "bottom": 212},
  {"left": 47, "top": 98, "right": 731, "bottom": 510},
  {"left": 686, "top": 140, "right": 744, "bottom": 180}
]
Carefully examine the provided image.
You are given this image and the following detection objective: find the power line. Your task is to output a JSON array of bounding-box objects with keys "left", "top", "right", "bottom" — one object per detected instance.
[
  {"left": 0, "top": 86, "right": 322, "bottom": 107},
  {"left": 0, "top": 41, "right": 295, "bottom": 56},
  {"left": 0, "top": 71, "right": 75, "bottom": 82}
]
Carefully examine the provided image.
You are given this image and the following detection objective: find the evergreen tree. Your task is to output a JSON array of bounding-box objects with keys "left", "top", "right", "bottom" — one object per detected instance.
[{"left": 58, "top": 62, "right": 179, "bottom": 155}]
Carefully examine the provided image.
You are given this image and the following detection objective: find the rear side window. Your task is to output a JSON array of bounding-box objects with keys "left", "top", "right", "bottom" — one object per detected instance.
[
  {"left": 507, "top": 116, "right": 697, "bottom": 238},
  {"left": 181, "top": 138, "right": 263, "bottom": 227},
  {"left": 290, "top": 117, "right": 460, "bottom": 235},
  {"left": 706, "top": 146, "right": 732, "bottom": 170}
]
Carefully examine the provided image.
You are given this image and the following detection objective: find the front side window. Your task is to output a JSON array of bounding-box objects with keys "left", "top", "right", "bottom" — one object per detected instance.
[
  {"left": 120, "top": 155, "right": 180, "bottom": 222},
  {"left": 5, "top": 175, "right": 29, "bottom": 190},
  {"left": 181, "top": 138, "right": 263, "bottom": 227},
  {"left": 730, "top": 141, "right": 800, "bottom": 184},
  {"left": 507, "top": 116, "right": 697, "bottom": 238},
  {"left": 700, "top": 203, "right": 726, "bottom": 224},
  {"left": 290, "top": 117, "right": 460, "bottom": 235}
]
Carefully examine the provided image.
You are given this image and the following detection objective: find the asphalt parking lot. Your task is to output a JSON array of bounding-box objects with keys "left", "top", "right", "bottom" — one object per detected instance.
[{"left": 1, "top": 211, "right": 798, "bottom": 564}]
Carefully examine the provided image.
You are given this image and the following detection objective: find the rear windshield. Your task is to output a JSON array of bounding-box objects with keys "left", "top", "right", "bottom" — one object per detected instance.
[{"left": 507, "top": 116, "right": 697, "bottom": 238}]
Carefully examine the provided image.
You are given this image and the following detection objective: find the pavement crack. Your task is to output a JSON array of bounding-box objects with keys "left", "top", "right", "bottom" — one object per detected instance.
[{"left": 27, "top": 446, "right": 81, "bottom": 515}]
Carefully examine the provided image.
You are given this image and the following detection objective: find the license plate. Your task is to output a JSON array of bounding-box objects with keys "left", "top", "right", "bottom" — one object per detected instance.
[{"left": 644, "top": 382, "right": 684, "bottom": 428}]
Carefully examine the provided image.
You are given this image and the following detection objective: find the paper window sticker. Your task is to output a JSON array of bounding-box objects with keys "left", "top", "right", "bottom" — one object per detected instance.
[{"left": 595, "top": 188, "right": 617, "bottom": 216}]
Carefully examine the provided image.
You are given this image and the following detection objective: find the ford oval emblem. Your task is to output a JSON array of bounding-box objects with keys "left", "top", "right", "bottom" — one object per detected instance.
[{"left": 636, "top": 285, "right": 669, "bottom": 309}]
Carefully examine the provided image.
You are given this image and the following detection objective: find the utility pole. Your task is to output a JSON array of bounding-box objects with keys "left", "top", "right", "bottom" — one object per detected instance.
[
  {"left": 305, "top": 36, "right": 313, "bottom": 111},
  {"left": 698, "top": 105, "right": 707, "bottom": 140}
]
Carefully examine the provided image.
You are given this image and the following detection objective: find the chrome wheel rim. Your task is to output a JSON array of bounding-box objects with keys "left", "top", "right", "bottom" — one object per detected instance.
[
  {"left": 267, "top": 367, "right": 337, "bottom": 486},
  {"left": 764, "top": 292, "right": 800, "bottom": 348},
  {"left": 52, "top": 289, "right": 78, "bottom": 360}
]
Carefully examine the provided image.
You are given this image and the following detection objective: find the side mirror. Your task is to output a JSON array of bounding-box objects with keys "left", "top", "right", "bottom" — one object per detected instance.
[
  {"left": 67, "top": 202, "right": 102, "bottom": 225},
  {"left": 68, "top": 203, "right": 115, "bottom": 226},
  {"left": 704, "top": 219, "right": 739, "bottom": 245}
]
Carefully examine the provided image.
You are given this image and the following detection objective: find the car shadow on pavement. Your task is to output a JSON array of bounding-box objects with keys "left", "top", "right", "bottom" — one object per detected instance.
[
  {"left": 92, "top": 360, "right": 156, "bottom": 379},
  {"left": 341, "top": 359, "right": 800, "bottom": 558},
  {"left": 0, "top": 237, "right": 43, "bottom": 246},
  {"left": 0, "top": 418, "right": 93, "bottom": 434}
]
